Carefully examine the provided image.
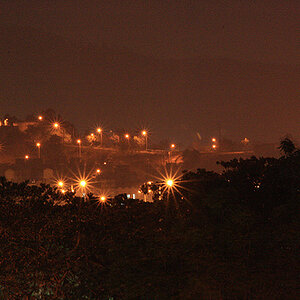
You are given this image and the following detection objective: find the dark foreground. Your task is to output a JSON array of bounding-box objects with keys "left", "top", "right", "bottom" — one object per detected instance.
[{"left": 0, "top": 140, "right": 299, "bottom": 299}]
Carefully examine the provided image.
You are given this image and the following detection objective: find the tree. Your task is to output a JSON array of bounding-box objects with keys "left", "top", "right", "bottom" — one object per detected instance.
[{"left": 278, "top": 137, "right": 296, "bottom": 156}]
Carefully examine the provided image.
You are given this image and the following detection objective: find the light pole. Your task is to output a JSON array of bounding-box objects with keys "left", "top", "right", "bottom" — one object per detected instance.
[
  {"left": 24, "top": 155, "right": 29, "bottom": 180},
  {"left": 36, "top": 142, "right": 41, "bottom": 159},
  {"left": 169, "top": 143, "right": 175, "bottom": 163},
  {"left": 142, "top": 130, "right": 147, "bottom": 150},
  {"left": 79, "top": 180, "right": 87, "bottom": 198},
  {"left": 77, "top": 139, "right": 82, "bottom": 158},
  {"left": 125, "top": 133, "right": 130, "bottom": 148},
  {"left": 97, "top": 128, "right": 103, "bottom": 147}
]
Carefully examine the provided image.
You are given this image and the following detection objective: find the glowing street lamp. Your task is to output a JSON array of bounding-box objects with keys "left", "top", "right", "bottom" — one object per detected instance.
[
  {"left": 25, "top": 155, "right": 29, "bottom": 160},
  {"left": 36, "top": 142, "right": 41, "bottom": 158},
  {"left": 212, "top": 144, "right": 217, "bottom": 150},
  {"left": 169, "top": 144, "right": 175, "bottom": 163},
  {"left": 125, "top": 133, "right": 130, "bottom": 147},
  {"left": 77, "top": 139, "right": 82, "bottom": 158},
  {"left": 96, "top": 169, "right": 101, "bottom": 175},
  {"left": 166, "top": 179, "right": 174, "bottom": 187},
  {"left": 58, "top": 181, "right": 64, "bottom": 188},
  {"left": 100, "top": 196, "right": 106, "bottom": 202},
  {"left": 241, "top": 138, "right": 250, "bottom": 145},
  {"left": 80, "top": 180, "right": 87, "bottom": 188},
  {"left": 141, "top": 130, "right": 148, "bottom": 150},
  {"left": 212, "top": 138, "right": 217, "bottom": 143},
  {"left": 38, "top": 115, "right": 43, "bottom": 121},
  {"left": 53, "top": 122, "right": 60, "bottom": 129},
  {"left": 97, "top": 128, "right": 103, "bottom": 147}
]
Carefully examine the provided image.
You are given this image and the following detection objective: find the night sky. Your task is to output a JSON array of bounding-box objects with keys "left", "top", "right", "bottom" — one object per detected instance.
[{"left": 1, "top": 0, "right": 299, "bottom": 145}]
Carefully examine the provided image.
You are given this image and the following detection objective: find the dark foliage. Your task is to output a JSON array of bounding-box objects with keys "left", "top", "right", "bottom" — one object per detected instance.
[{"left": 0, "top": 143, "right": 299, "bottom": 299}]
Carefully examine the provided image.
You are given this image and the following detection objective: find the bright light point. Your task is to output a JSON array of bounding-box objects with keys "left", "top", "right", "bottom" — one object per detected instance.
[
  {"left": 97, "top": 128, "right": 102, "bottom": 133},
  {"left": 125, "top": 134, "right": 129, "bottom": 139},
  {"left": 77, "top": 139, "right": 81, "bottom": 144},
  {"left": 212, "top": 144, "right": 217, "bottom": 149},
  {"left": 25, "top": 155, "right": 29, "bottom": 160},
  {"left": 58, "top": 181, "right": 64, "bottom": 187},
  {"left": 80, "top": 180, "right": 87, "bottom": 188},
  {"left": 38, "top": 116, "right": 43, "bottom": 121},
  {"left": 90, "top": 133, "right": 94, "bottom": 137},
  {"left": 53, "top": 122, "right": 59, "bottom": 129},
  {"left": 100, "top": 196, "right": 106, "bottom": 202},
  {"left": 171, "top": 144, "right": 175, "bottom": 148},
  {"left": 166, "top": 179, "right": 174, "bottom": 187},
  {"left": 142, "top": 130, "right": 147, "bottom": 136},
  {"left": 212, "top": 138, "right": 216, "bottom": 142},
  {"left": 61, "top": 189, "right": 66, "bottom": 194},
  {"left": 103, "top": 162, "right": 107, "bottom": 165},
  {"left": 36, "top": 142, "right": 41, "bottom": 147},
  {"left": 96, "top": 169, "right": 101, "bottom": 174}
]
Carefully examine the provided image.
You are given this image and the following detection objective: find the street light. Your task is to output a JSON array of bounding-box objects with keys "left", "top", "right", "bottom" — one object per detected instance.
[
  {"left": 212, "top": 138, "right": 217, "bottom": 143},
  {"left": 97, "top": 128, "right": 103, "bottom": 147},
  {"left": 125, "top": 133, "right": 130, "bottom": 147},
  {"left": 77, "top": 139, "right": 82, "bottom": 158},
  {"left": 100, "top": 196, "right": 106, "bottom": 202},
  {"left": 38, "top": 116, "right": 43, "bottom": 121},
  {"left": 141, "top": 130, "right": 148, "bottom": 150},
  {"left": 53, "top": 122, "right": 60, "bottom": 129},
  {"left": 166, "top": 179, "right": 174, "bottom": 187},
  {"left": 96, "top": 169, "right": 101, "bottom": 175},
  {"left": 80, "top": 180, "right": 87, "bottom": 188},
  {"left": 169, "top": 144, "right": 175, "bottom": 162},
  {"left": 25, "top": 155, "right": 29, "bottom": 160},
  {"left": 36, "top": 142, "right": 41, "bottom": 159},
  {"left": 58, "top": 181, "right": 64, "bottom": 188}
]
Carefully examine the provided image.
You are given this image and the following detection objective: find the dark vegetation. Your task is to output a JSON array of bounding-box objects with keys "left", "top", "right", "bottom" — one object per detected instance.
[{"left": 0, "top": 139, "right": 299, "bottom": 299}]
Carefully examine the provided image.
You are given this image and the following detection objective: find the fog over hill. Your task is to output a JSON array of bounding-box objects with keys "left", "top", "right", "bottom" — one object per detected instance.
[{"left": 1, "top": 25, "right": 299, "bottom": 145}]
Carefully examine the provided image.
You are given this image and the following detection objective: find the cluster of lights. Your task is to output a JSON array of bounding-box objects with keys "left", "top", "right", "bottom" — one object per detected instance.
[
  {"left": 35, "top": 116, "right": 224, "bottom": 155},
  {"left": 54, "top": 172, "right": 110, "bottom": 204},
  {"left": 36, "top": 117, "right": 151, "bottom": 151}
]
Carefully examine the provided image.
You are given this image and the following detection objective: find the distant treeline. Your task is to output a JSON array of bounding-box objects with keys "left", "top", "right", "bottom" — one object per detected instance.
[{"left": 0, "top": 139, "right": 299, "bottom": 299}]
